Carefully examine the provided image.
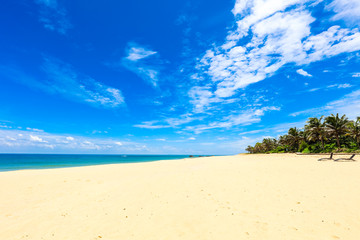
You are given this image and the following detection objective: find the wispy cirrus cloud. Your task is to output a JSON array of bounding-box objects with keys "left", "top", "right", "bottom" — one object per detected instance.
[
  {"left": 134, "top": 114, "right": 200, "bottom": 129},
  {"left": 184, "top": 106, "right": 280, "bottom": 134},
  {"left": 126, "top": 45, "right": 157, "bottom": 61},
  {"left": 290, "top": 89, "right": 360, "bottom": 118},
  {"left": 110, "top": 42, "right": 164, "bottom": 88},
  {"left": 303, "top": 82, "right": 353, "bottom": 93},
  {"left": 327, "top": 83, "right": 352, "bottom": 89},
  {"left": 133, "top": 121, "right": 172, "bottom": 129},
  {"left": 41, "top": 57, "right": 125, "bottom": 108},
  {"left": 34, "top": 0, "right": 72, "bottom": 34},
  {"left": 188, "top": 0, "right": 360, "bottom": 112},
  {"left": 233, "top": 120, "right": 309, "bottom": 149},
  {"left": 1, "top": 57, "right": 124, "bottom": 108}
]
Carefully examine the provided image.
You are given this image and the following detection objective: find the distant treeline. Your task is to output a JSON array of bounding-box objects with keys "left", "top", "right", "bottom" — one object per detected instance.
[{"left": 245, "top": 114, "right": 360, "bottom": 154}]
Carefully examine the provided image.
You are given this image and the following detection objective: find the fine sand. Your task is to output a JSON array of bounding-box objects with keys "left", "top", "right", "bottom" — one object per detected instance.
[{"left": 1, "top": 154, "right": 360, "bottom": 240}]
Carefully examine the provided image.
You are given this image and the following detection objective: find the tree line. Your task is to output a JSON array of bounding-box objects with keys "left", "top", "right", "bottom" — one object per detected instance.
[{"left": 245, "top": 114, "right": 360, "bottom": 154}]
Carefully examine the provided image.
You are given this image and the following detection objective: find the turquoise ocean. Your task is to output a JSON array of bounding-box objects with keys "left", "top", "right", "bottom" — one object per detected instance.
[{"left": 0, "top": 154, "right": 192, "bottom": 172}]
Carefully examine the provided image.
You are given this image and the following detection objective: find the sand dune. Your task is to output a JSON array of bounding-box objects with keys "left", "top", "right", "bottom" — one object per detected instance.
[{"left": 1, "top": 154, "right": 360, "bottom": 239}]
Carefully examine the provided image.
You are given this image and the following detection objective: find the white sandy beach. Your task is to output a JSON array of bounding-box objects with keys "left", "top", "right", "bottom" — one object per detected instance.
[{"left": 1, "top": 154, "right": 360, "bottom": 240}]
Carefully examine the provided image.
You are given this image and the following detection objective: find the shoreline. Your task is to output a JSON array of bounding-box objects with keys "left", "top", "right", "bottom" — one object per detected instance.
[
  {"left": 0, "top": 154, "right": 205, "bottom": 172},
  {"left": 1, "top": 154, "right": 359, "bottom": 239}
]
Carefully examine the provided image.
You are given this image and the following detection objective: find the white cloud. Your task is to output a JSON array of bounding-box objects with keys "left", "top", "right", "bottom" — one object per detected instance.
[
  {"left": 185, "top": 106, "right": 280, "bottom": 134},
  {"left": 81, "top": 140, "right": 100, "bottom": 150},
  {"left": 236, "top": 120, "right": 308, "bottom": 142},
  {"left": 296, "top": 69, "right": 312, "bottom": 77},
  {"left": 290, "top": 89, "right": 360, "bottom": 118},
  {"left": 134, "top": 114, "right": 200, "bottom": 129},
  {"left": 352, "top": 72, "right": 360, "bottom": 77},
  {"left": 231, "top": 0, "right": 307, "bottom": 36},
  {"left": 155, "top": 138, "right": 166, "bottom": 141},
  {"left": 120, "top": 43, "right": 162, "bottom": 87},
  {"left": 190, "top": 0, "right": 360, "bottom": 111},
  {"left": 92, "top": 130, "right": 109, "bottom": 134},
  {"left": 338, "top": 84, "right": 352, "bottom": 88},
  {"left": 6, "top": 136, "right": 16, "bottom": 141},
  {"left": 30, "top": 135, "right": 47, "bottom": 143},
  {"left": 0, "top": 129, "right": 146, "bottom": 153},
  {"left": 238, "top": 129, "right": 263, "bottom": 135},
  {"left": 126, "top": 47, "right": 157, "bottom": 61},
  {"left": 188, "top": 137, "right": 196, "bottom": 140},
  {"left": 35, "top": 0, "right": 72, "bottom": 34},
  {"left": 327, "top": 83, "right": 352, "bottom": 89},
  {"left": 26, "top": 127, "right": 44, "bottom": 132},
  {"left": 188, "top": 86, "right": 218, "bottom": 113},
  {"left": 41, "top": 57, "right": 125, "bottom": 108},
  {"left": 302, "top": 26, "right": 360, "bottom": 63},
  {"left": 327, "top": 0, "right": 360, "bottom": 25},
  {"left": 308, "top": 88, "right": 320, "bottom": 92},
  {"left": 305, "top": 83, "right": 352, "bottom": 92},
  {"left": 217, "top": 137, "right": 228, "bottom": 140},
  {"left": 133, "top": 121, "right": 172, "bottom": 129},
  {"left": 1, "top": 57, "right": 125, "bottom": 108}
]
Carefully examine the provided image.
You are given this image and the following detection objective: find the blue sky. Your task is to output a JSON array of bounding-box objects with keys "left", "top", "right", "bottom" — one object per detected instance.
[{"left": 1, "top": 0, "right": 360, "bottom": 154}]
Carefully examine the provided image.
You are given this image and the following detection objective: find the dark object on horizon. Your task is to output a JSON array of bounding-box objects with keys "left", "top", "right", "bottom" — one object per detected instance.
[
  {"left": 334, "top": 154, "right": 356, "bottom": 162},
  {"left": 189, "top": 155, "right": 194, "bottom": 157},
  {"left": 318, "top": 153, "right": 333, "bottom": 161}
]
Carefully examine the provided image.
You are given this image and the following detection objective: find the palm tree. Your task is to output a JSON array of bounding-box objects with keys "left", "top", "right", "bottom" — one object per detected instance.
[
  {"left": 262, "top": 138, "right": 277, "bottom": 152},
  {"left": 325, "top": 113, "right": 349, "bottom": 148},
  {"left": 287, "top": 127, "right": 303, "bottom": 151},
  {"left": 245, "top": 145, "right": 254, "bottom": 153},
  {"left": 278, "top": 135, "right": 291, "bottom": 151},
  {"left": 305, "top": 116, "right": 326, "bottom": 150},
  {"left": 253, "top": 142, "right": 264, "bottom": 153},
  {"left": 278, "top": 135, "right": 289, "bottom": 145},
  {"left": 347, "top": 117, "right": 360, "bottom": 148}
]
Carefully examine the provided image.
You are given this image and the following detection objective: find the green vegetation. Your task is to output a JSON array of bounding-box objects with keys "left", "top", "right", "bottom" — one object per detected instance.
[{"left": 245, "top": 114, "right": 360, "bottom": 154}]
